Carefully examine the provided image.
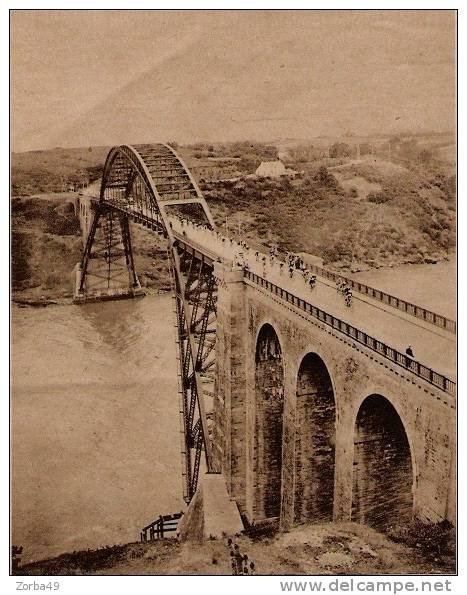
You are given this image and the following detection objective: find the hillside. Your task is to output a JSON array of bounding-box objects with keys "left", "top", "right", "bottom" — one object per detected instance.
[
  {"left": 16, "top": 521, "right": 455, "bottom": 576},
  {"left": 11, "top": 142, "right": 456, "bottom": 304},
  {"left": 202, "top": 157, "right": 455, "bottom": 270},
  {"left": 11, "top": 194, "right": 172, "bottom": 304},
  {"left": 12, "top": 146, "right": 109, "bottom": 196}
]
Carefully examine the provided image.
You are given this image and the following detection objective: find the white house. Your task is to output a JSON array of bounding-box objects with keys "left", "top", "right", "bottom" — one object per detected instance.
[{"left": 255, "top": 160, "right": 288, "bottom": 178}]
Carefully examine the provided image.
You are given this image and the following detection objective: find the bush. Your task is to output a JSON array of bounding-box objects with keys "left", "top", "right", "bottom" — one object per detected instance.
[
  {"left": 243, "top": 521, "right": 279, "bottom": 541},
  {"left": 329, "top": 142, "right": 352, "bottom": 158},
  {"left": 388, "top": 519, "right": 455, "bottom": 561},
  {"left": 314, "top": 166, "right": 339, "bottom": 190},
  {"left": 367, "top": 191, "right": 391, "bottom": 204}
]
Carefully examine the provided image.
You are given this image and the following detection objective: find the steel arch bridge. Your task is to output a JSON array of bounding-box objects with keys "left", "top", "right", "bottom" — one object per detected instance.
[{"left": 75, "top": 143, "right": 219, "bottom": 503}]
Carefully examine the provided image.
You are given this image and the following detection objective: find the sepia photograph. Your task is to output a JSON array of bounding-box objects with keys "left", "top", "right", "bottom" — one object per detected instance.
[{"left": 10, "top": 8, "right": 457, "bottom": 580}]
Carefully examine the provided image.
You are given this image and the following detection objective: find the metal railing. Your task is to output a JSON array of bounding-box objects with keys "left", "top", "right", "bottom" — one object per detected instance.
[
  {"left": 245, "top": 271, "right": 455, "bottom": 397},
  {"left": 303, "top": 262, "right": 456, "bottom": 334},
  {"left": 140, "top": 512, "right": 184, "bottom": 542}
]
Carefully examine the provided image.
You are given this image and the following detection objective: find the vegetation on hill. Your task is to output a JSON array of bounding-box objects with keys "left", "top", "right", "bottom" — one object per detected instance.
[
  {"left": 11, "top": 195, "right": 83, "bottom": 302},
  {"left": 12, "top": 146, "right": 108, "bottom": 195},
  {"left": 202, "top": 160, "right": 455, "bottom": 270},
  {"left": 10, "top": 136, "right": 456, "bottom": 303}
]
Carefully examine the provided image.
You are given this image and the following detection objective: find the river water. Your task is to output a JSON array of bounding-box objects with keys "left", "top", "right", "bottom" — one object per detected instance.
[
  {"left": 350, "top": 259, "right": 456, "bottom": 319},
  {"left": 11, "top": 260, "right": 456, "bottom": 563},
  {"left": 11, "top": 294, "right": 183, "bottom": 563}
]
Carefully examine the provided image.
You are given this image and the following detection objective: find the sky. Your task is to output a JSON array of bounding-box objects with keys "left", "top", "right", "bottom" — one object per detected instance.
[{"left": 11, "top": 10, "right": 456, "bottom": 152}]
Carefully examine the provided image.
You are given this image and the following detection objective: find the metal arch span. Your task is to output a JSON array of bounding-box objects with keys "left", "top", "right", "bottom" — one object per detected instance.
[
  {"left": 100, "top": 143, "right": 215, "bottom": 232},
  {"left": 75, "top": 143, "right": 219, "bottom": 503}
]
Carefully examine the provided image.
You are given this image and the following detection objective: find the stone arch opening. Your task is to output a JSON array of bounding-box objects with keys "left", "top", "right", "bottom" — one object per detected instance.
[
  {"left": 294, "top": 353, "right": 336, "bottom": 524},
  {"left": 254, "top": 323, "right": 284, "bottom": 520},
  {"left": 352, "top": 394, "right": 413, "bottom": 531}
]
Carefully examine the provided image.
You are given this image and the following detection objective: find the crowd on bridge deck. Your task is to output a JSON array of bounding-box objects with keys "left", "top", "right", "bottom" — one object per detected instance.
[
  {"left": 168, "top": 216, "right": 354, "bottom": 308},
  {"left": 167, "top": 217, "right": 422, "bottom": 363}
]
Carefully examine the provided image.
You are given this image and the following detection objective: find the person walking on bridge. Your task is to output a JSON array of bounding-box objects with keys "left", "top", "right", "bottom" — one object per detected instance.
[
  {"left": 406, "top": 345, "right": 414, "bottom": 358},
  {"left": 405, "top": 345, "right": 415, "bottom": 370}
]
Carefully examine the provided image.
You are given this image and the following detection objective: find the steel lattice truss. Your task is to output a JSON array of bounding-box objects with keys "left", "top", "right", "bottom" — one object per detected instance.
[{"left": 76, "top": 144, "right": 218, "bottom": 502}]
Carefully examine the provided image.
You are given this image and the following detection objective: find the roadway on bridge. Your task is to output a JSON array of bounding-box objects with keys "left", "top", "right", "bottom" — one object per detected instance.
[{"left": 171, "top": 219, "right": 456, "bottom": 382}]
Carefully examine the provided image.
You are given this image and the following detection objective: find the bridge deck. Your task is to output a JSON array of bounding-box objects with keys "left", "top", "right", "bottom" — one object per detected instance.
[{"left": 168, "top": 218, "right": 456, "bottom": 384}]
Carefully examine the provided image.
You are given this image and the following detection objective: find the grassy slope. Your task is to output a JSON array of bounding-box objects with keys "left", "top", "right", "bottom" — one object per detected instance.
[{"left": 18, "top": 522, "right": 454, "bottom": 576}]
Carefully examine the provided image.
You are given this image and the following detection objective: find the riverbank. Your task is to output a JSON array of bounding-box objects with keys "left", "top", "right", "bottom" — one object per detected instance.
[{"left": 17, "top": 521, "right": 455, "bottom": 576}]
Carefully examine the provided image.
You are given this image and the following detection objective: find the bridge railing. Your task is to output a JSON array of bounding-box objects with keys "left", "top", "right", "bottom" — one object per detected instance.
[
  {"left": 245, "top": 271, "right": 455, "bottom": 397},
  {"left": 140, "top": 512, "right": 184, "bottom": 542},
  {"left": 303, "top": 263, "right": 456, "bottom": 334}
]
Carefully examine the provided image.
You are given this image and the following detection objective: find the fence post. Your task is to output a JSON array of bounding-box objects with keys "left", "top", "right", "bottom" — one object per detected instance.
[{"left": 159, "top": 515, "right": 164, "bottom": 538}]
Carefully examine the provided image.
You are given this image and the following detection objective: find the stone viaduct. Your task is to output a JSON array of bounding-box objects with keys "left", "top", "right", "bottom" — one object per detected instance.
[{"left": 211, "top": 265, "right": 455, "bottom": 534}]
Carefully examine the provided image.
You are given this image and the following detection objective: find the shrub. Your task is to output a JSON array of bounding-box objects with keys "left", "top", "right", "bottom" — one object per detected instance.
[
  {"left": 388, "top": 519, "right": 455, "bottom": 561},
  {"left": 367, "top": 191, "right": 391, "bottom": 204}
]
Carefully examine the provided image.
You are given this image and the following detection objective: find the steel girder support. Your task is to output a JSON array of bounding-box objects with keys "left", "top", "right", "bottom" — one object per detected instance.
[{"left": 77, "top": 204, "right": 141, "bottom": 300}]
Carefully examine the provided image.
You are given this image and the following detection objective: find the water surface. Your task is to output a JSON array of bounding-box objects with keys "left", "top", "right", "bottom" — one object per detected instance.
[
  {"left": 350, "top": 259, "right": 456, "bottom": 319},
  {"left": 11, "top": 294, "right": 183, "bottom": 563}
]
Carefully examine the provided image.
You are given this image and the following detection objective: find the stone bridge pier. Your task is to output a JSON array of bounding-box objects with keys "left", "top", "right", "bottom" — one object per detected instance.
[{"left": 212, "top": 262, "right": 456, "bottom": 533}]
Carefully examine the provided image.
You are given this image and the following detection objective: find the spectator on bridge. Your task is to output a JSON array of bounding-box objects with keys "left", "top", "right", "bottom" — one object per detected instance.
[
  {"left": 343, "top": 286, "right": 352, "bottom": 307},
  {"left": 405, "top": 346, "right": 415, "bottom": 369}
]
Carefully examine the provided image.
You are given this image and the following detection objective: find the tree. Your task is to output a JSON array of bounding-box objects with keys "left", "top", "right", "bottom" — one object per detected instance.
[
  {"left": 419, "top": 149, "right": 433, "bottom": 164},
  {"left": 314, "top": 166, "right": 338, "bottom": 189},
  {"left": 329, "top": 142, "right": 352, "bottom": 158}
]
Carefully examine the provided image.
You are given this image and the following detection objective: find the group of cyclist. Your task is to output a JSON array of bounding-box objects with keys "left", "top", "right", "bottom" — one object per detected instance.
[
  {"left": 177, "top": 218, "right": 355, "bottom": 305},
  {"left": 336, "top": 278, "right": 353, "bottom": 307},
  {"left": 283, "top": 251, "right": 317, "bottom": 292}
]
